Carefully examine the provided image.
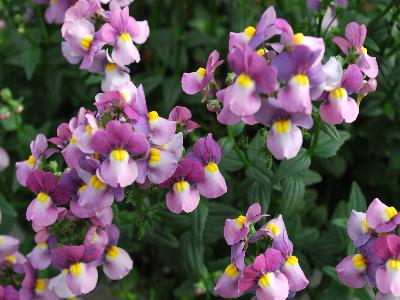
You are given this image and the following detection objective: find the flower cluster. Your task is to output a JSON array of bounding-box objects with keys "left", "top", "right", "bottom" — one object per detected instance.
[
  {"left": 214, "top": 203, "right": 309, "bottom": 299},
  {"left": 336, "top": 198, "right": 400, "bottom": 299},
  {"left": 12, "top": 0, "right": 227, "bottom": 297},
  {"left": 182, "top": 6, "right": 378, "bottom": 160}
]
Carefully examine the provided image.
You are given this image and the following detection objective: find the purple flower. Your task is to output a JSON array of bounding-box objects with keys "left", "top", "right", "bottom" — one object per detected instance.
[
  {"left": 90, "top": 120, "right": 149, "bottom": 188},
  {"left": 366, "top": 198, "right": 400, "bottom": 233},
  {"left": 333, "top": 22, "right": 378, "bottom": 78},
  {"left": 84, "top": 226, "right": 109, "bottom": 253},
  {"left": 225, "top": 46, "right": 277, "bottom": 117},
  {"left": 181, "top": 50, "right": 223, "bottom": 95},
  {"left": 0, "top": 235, "right": 19, "bottom": 259},
  {"left": 214, "top": 242, "right": 246, "bottom": 298},
  {"left": 33, "top": 0, "right": 72, "bottom": 24},
  {"left": 239, "top": 248, "right": 289, "bottom": 300},
  {"left": 347, "top": 210, "right": 372, "bottom": 248},
  {"left": 0, "top": 146, "right": 10, "bottom": 172},
  {"left": 307, "top": 0, "right": 348, "bottom": 11},
  {"left": 16, "top": 134, "right": 54, "bottom": 187},
  {"left": 272, "top": 231, "right": 309, "bottom": 293},
  {"left": 256, "top": 215, "right": 287, "bottom": 241},
  {"left": 51, "top": 245, "right": 102, "bottom": 295},
  {"left": 72, "top": 112, "right": 99, "bottom": 154},
  {"left": 374, "top": 235, "right": 400, "bottom": 296},
  {"left": 101, "top": 62, "right": 131, "bottom": 92},
  {"left": 99, "top": 7, "right": 149, "bottom": 66},
  {"left": 136, "top": 132, "right": 183, "bottom": 185},
  {"left": 102, "top": 225, "right": 133, "bottom": 280},
  {"left": 0, "top": 251, "right": 27, "bottom": 274},
  {"left": 130, "top": 85, "right": 177, "bottom": 145},
  {"left": 254, "top": 97, "right": 313, "bottom": 160},
  {"left": 0, "top": 285, "right": 19, "bottom": 300},
  {"left": 224, "top": 203, "right": 266, "bottom": 245},
  {"left": 102, "top": 0, "right": 134, "bottom": 9},
  {"left": 272, "top": 45, "right": 325, "bottom": 114},
  {"left": 49, "top": 270, "right": 76, "bottom": 298},
  {"left": 26, "top": 170, "right": 71, "bottom": 227},
  {"left": 27, "top": 241, "right": 52, "bottom": 270},
  {"left": 168, "top": 106, "right": 200, "bottom": 133},
  {"left": 229, "top": 6, "right": 278, "bottom": 51},
  {"left": 186, "top": 134, "right": 227, "bottom": 199},
  {"left": 320, "top": 58, "right": 362, "bottom": 124},
  {"left": 20, "top": 262, "right": 58, "bottom": 300},
  {"left": 160, "top": 159, "right": 205, "bottom": 214}
]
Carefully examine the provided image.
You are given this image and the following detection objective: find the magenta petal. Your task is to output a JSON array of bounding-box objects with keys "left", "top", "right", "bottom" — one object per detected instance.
[
  {"left": 27, "top": 243, "right": 51, "bottom": 270},
  {"left": 345, "top": 22, "right": 366, "bottom": 49},
  {"left": 359, "top": 53, "right": 379, "bottom": 79},
  {"left": 332, "top": 36, "right": 351, "bottom": 55},
  {"left": 149, "top": 117, "right": 176, "bottom": 145},
  {"left": 336, "top": 255, "right": 367, "bottom": 288},
  {"left": 223, "top": 219, "right": 248, "bottom": 246},
  {"left": 214, "top": 272, "right": 241, "bottom": 298},
  {"left": 66, "top": 263, "right": 98, "bottom": 295},
  {"left": 282, "top": 261, "right": 309, "bottom": 292},
  {"left": 366, "top": 198, "right": 392, "bottom": 232},
  {"left": 131, "top": 20, "right": 149, "bottom": 44},
  {"left": 227, "top": 81, "right": 261, "bottom": 117},
  {"left": 181, "top": 72, "right": 203, "bottom": 95}
]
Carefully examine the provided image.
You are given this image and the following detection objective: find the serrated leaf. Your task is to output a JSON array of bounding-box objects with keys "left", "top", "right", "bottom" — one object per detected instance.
[
  {"left": 274, "top": 149, "right": 311, "bottom": 181},
  {"left": 349, "top": 182, "right": 367, "bottom": 212},
  {"left": 280, "top": 176, "right": 305, "bottom": 217},
  {"left": 314, "top": 131, "right": 351, "bottom": 158},
  {"left": 301, "top": 169, "right": 322, "bottom": 186},
  {"left": 247, "top": 181, "right": 272, "bottom": 213},
  {"left": 320, "top": 122, "right": 341, "bottom": 142}
]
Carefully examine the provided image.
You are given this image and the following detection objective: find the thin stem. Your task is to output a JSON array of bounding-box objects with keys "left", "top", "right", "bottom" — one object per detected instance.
[
  {"left": 226, "top": 126, "right": 251, "bottom": 167},
  {"left": 308, "top": 118, "right": 321, "bottom": 155}
]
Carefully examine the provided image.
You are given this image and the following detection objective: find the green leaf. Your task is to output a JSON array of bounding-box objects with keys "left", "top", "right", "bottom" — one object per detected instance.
[
  {"left": 320, "top": 122, "right": 341, "bottom": 142},
  {"left": 162, "top": 76, "right": 182, "bottom": 113},
  {"left": 0, "top": 194, "right": 17, "bottom": 218},
  {"left": 146, "top": 228, "right": 180, "bottom": 248},
  {"left": 227, "top": 122, "right": 245, "bottom": 137},
  {"left": 219, "top": 138, "right": 245, "bottom": 172},
  {"left": 353, "top": 288, "right": 374, "bottom": 300},
  {"left": 314, "top": 131, "right": 351, "bottom": 158},
  {"left": 247, "top": 181, "right": 272, "bottom": 213},
  {"left": 301, "top": 169, "right": 322, "bottom": 186},
  {"left": 22, "top": 45, "right": 41, "bottom": 80},
  {"left": 280, "top": 176, "right": 305, "bottom": 217},
  {"left": 274, "top": 149, "right": 311, "bottom": 181},
  {"left": 331, "top": 218, "right": 348, "bottom": 229},
  {"left": 322, "top": 266, "right": 342, "bottom": 285},
  {"left": 349, "top": 182, "right": 367, "bottom": 212}
]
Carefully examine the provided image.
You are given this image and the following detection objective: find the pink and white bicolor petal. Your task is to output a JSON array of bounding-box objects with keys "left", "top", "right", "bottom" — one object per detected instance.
[
  {"left": 282, "top": 258, "right": 309, "bottom": 292},
  {"left": 266, "top": 121, "right": 303, "bottom": 160},
  {"left": 66, "top": 263, "right": 98, "bottom": 296},
  {"left": 103, "top": 246, "right": 133, "bottom": 280},
  {"left": 227, "top": 78, "right": 261, "bottom": 117},
  {"left": 197, "top": 164, "right": 227, "bottom": 199},
  {"left": 26, "top": 197, "right": 59, "bottom": 227},
  {"left": 376, "top": 263, "right": 400, "bottom": 297},
  {"left": 256, "top": 272, "right": 289, "bottom": 300},
  {"left": 320, "top": 89, "right": 359, "bottom": 125},
  {"left": 166, "top": 183, "right": 200, "bottom": 214},
  {"left": 336, "top": 254, "right": 367, "bottom": 288},
  {"left": 214, "top": 270, "right": 241, "bottom": 298},
  {"left": 366, "top": 198, "right": 398, "bottom": 233},
  {"left": 49, "top": 271, "right": 76, "bottom": 299},
  {"left": 347, "top": 210, "right": 369, "bottom": 241},
  {"left": 100, "top": 153, "right": 138, "bottom": 188}
]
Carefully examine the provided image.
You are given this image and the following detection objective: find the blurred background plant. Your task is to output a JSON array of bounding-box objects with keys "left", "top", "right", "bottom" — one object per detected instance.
[{"left": 0, "top": 0, "right": 399, "bottom": 299}]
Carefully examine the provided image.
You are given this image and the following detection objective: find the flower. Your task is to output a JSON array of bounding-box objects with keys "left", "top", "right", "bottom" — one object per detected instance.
[
  {"left": 168, "top": 106, "right": 200, "bottom": 133},
  {"left": 0, "top": 285, "right": 19, "bottom": 299},
  {"left": 90, "top": 120, "right": 149, "bottom": 188},
  {"left": 374, "top": 235, "right": 400, "bottom": 296},
  {"left": 254, "top": 97, "right": 313, "bottom": 160},
  {"left": 224, "top": 203, "right": 266, "bottom": 245},
  {"left": 101, "top": 61, "right": 131, "bottom": 92},
  {"left": 366, "top": 198, "right": 399, "bottom": 233},
  {"left": 26, "top": 170, "right": 71, "bottom": 227},
  {"left": 27, "top": 241, "right": 52, "bottom": 270},
  {"left": 103, "top": 0, "right": 135, "bottom": 9},
  {"left": 51, "top": 245, "right": 102, "bottom": 295},
  {"left": 33, "top": 0, "right": 73, "bottom": 24},
  {"left": 186, "top": 133, "right": 227, "bottom": 198},
  {"left": 99, "top": 7, "right": 149, "bottom": 66},
  {"left": 0, "top": 235, "right": 20, "bottom": 259},
  {"left": 239, "top": 248, "right": 289, "bottom": 300},
  {"left": 20, "top": 262, "right": 58, "bottom": 300},
  {"left": 16, "top": 133, "right": 54, "bottom": 186},
  {"left": 160, "top": 159, "right": 205, "bottom": 214},
  {"left": 0, "top": 146, "right": 10, "bottom": 172},
  {"left": 102, "top": 225, "right": 133, "bottom": 280},
  {"left": 225, "top": 46, "right": 277, "bottom": 117},
  {"left": 229, "top": 6, "right": 278, "bottom": 50},
  {"left": 319, "top": 58, "right": 363, "bottom": 124},
  {"left": 181, "top": 50, "right": 223, "bottom": 95},
  {"left": 347, "top": 210, "right": 372, "bottom": 248},
  {"left": 272, "top": 231, "right": 309, "bottom": 294},
  {"left": 333, "top": 22, "right": 378, "bottom": 78},
  {"left": 214, "top": 242, "right": 246, "bottom": 298}
]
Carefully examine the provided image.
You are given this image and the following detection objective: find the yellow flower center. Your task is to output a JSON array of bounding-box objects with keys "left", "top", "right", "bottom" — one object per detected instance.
[
  {"left": 196, "top": 67, "right": 206, "bottom": 78},
  {"left": 79, "top": 184, "right": 87, "bottom": 193},
  {"left": 331, "top": 87, "right": 347, "bottom": 99},
  {"left": 293, "top": 33, "right": 304, "bottom": 44},
  {"left": 361, "top": 47, "right": 367, "bottom": 54},
  {"left": 120, "top": 32, "right": 132, "bottom": 42},
  {"left": 205, "top": 162, "right": 218, "bottom": 173},
  {"left": 352, "top": 254, "right": 367, "bottom": 269},
  {"left": 224, "top": 263, "right": 240, "bottom": 278},
  {"left": 70, "top": 135, "right": 78, "bottom": 145},
  {"left": 35, "top": 279, "right": 47, "bottom": 292},
  {"left": 274, "top": 120, "right": 291, "bottom": 134},
  {"left": 90, "top": 175, "right": 105, "bottom": 190},
  {"left": 267, "top": 223, "right": 280, "bottom": 237},
  {"left": 70, "top": 263, "right": 83, "bottom": 276},
  {"left": 85, "top": 125, "right": 93, "bottom": 134},
  {"left": 293, "top": 74, "right": 309, "bottom": 86},
  {"left": 237, "top": 74, "right": 254, "bottom": 88},
  {"left": 37, "top": 192, "right": 50, "bottom": 203},
  {"left": 107, "top": 245, "right": 120, "bottom": 258},
  {"left": 286, "top": 255, "right": 299, "bottom": 266},
  {"left": 37, "top": 242, "right": 48, "bottom": 248},
  {"left": 81, "top": 36, "right": 93, "bottom": 51},
  {"left": 6, "top": 256, "right": 16, "bottom": 264},
  {"left": 28, "top": 155, "right": 36, "bottom": 166},
  {"left": 105, "top": 63, "right": 117, "bottom": 72},
  {"left": 244, "top": 26, "right": 256, "bottom": 38},
  {"left": 388, "top": 260, "right": 400, "bottom": 270},
  {"left": 386, "top": 206, "right": 398, "bottom": 221},
  {"left": 50, "top": 0, "right": 57, "bottom": 5},
  {"left": 111, "top": 149, "right": 129, "bottom": 161},
  {"left": 174, "top": 181, "right": 189, "bottom": 192},
  {"left": 148, "top": 111, "right": 159, "bottom": 123},
  {"left": 0, "top": 237, "right": 3, "bottom": 246},
  {"left": 362, "top": 218, "right": 369, "bottom": 232},
  {"left": 149, "top": 148, "right": 161, "bottom": 164},
  {"left": 258, "top": 273, "right": 273, "bottom": 288},
  {"left": 235, "top": 215, "right": 246, "bottom": 227},
  {"left": 257, "top": 48, "right": 266, "bottom": 56},
  {"left": 93, "top": 152, "right": 100, "bottom": 160}
]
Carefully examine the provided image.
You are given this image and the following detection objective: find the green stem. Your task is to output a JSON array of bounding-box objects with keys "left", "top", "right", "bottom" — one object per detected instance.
[
  {"left": 226, "top": 126, "right": 251, "bottom": 167},
  {"left": 308, "top": 118, "right": 321, "bottom": 155},
  {"left": 368, "top": 0, "right": 399, "bottom": 29},
  {"left": 34, "top": 5, "right": 49, "bottom": 44}
]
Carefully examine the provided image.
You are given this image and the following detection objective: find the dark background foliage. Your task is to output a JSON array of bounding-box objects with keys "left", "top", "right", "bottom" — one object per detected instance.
[{"left": 0, "top": 0, "right": 399, "bottom": 299}]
